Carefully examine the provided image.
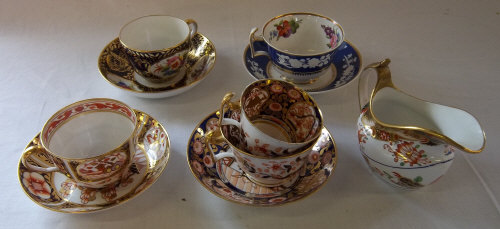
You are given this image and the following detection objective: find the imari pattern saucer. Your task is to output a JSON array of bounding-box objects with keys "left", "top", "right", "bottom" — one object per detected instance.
[
  {"left": 98, "top": 33, "right": 215, "bottom": 98},
  {"left": 18, "top": 110, "right": 170, "bottom": 213},
  {"left": 244, "top": 40, "right": 362, "bottom": 94},
  {"left": 187, "top": 110, "right": 337, "bottom": 206}
]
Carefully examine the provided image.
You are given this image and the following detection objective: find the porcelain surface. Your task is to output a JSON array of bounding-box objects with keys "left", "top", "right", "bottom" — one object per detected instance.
[
  {"left": 219, "top": 79, "right": 322, "bottom": 157},
  {"left": 244, "top": 40, "right": 361, "bottom": 94},
  {"left": 98, "top": 33, "right": 215, "bottom": 98},
  {"left": 187, "top": 110, "right": 337, "bottom": 206},
  {"left": 357, "top": 59, "right": 486, "bottom": 189},
  {"left": 120, "top": 16, "right": 197, "bottom": 83},
  {"left": 18, "top": 110, "right": 170, "bottom": 213},
  {"left": 249, "top": 13, "right": 344, "bottom": 83},
  {"left": 21, "top": 98, "right": 139, "bottom": 189}
]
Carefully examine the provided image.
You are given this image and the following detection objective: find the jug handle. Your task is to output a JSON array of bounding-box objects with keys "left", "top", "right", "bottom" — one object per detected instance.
[{"left": 358, "top": 58, "right": 395, "bottom": 111}]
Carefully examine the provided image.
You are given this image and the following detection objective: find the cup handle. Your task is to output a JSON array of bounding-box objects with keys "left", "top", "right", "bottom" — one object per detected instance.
[
  {"left": 21, "top": 145, "right": 59, "bottom": 173},
  {"left": 204, "top": 92, "right": 243, "bottom": 162},
  {"left": 205, "top": 126, "right": 235, "bottom": 161},
  {"left": 249, "top": 28, "right": 270, "bottom": 58},
  {"left": 217, "top": 92, "right": 242, "bottom": 128},
  {"left": 185, "top": 19, "right": 198, "bottom": 40}
]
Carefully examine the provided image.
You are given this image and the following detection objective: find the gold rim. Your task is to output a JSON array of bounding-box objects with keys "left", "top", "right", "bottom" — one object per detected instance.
[
  {"left": 98, "top": 34, "right": 216, "bottom": 94},
  {"left": 39, "top": 98, "right": 139, "bottom": 161},
  {"left": 261, "top": 12, "right": 345, "bottom": 56},
  {"left": 18, "top": 110, "right": 171, "bottom": 213},
  {"left": 362, "top": 59, "right": 486, "bottom": 153},
  {"left": 119, "top": 15, "right": 191, "bottom": 53},
  {"left": 186, "top": 111, "right": 338, "bottom": 207}
]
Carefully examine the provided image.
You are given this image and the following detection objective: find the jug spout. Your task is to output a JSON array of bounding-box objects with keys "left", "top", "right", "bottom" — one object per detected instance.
[
  {"left": 357, "top": 59, "right": 486, "bottom": 189},
  {"left": 370, "top": 84, "right": 486, "bottom": 153}
]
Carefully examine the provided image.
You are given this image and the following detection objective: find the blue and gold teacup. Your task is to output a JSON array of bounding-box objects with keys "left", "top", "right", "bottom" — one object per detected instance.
[
  {"left": 119, "top": 15, "right": 197, "bottom": 83},
  {"left": 249, "top": 12, "right": 344, "bottom": 84}
]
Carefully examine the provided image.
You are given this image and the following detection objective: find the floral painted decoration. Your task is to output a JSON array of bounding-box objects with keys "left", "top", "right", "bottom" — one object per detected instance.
[
  {"left": 321, "top": 25, "right": 339, "bottom": 49},
  {"left": 19, "top": 112, "right": 170, "bottom": 213},
  {"left": 269, "top": 19, "right": 303, "bottom": 41},
  {"left": 384, "top": 141, "right": 431, "bottom": 166},
  {"left": 22, "top": 172, "right": 52, "bottom": 199},
  {"left": 364, "top": 157, "right": 424, "bottom": 189},
  {"left": 152, "top": 54, "right": 185, "bottom": 77}
]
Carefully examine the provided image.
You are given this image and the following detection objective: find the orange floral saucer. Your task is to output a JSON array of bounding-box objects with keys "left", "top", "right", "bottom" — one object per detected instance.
[{"left": 18, "top": 110, "right": 170, "bottom": 213}]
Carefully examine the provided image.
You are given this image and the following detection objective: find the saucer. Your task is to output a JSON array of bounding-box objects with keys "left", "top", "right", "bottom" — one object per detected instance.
[
  {"left": 98, "top": 33, "right": 216, "bottom": 98},
  {"left": 18, "top": 110, "right": 170, "bottom": 213},
  {"left": 187, "top": 110, "right": 337, "bottom": 206},
  {"left": 243, "top": 40, "right": 362, "bottom": 94}
]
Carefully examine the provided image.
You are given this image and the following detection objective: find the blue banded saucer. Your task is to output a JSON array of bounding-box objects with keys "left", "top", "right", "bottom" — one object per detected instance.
[
  {"left": 98, "top": 33, "right": 215, "bottom": 99},
  {"left": 244, "top": 40, "right": 362, "bottom": 94}
]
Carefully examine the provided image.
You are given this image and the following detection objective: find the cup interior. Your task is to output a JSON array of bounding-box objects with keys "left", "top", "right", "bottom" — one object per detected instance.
[
  {"left": 241, "top": 80, "right": 322, "bottom": 144},
  {"left": 120, "top": 15, "right": 189, "bottom": 51},
  {"left": 263, "top": 13, "right": 344, "bottom": 55},
  {"left": 41, "top": 99, "right": 137, "bottom": 159},
  {"left": 221, "top": 104, "right": 315, "bottom": 158}
]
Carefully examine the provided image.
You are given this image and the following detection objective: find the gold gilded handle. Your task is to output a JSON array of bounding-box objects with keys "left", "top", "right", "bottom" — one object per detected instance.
[
  {"left": 217, "top": 92, "right": 241, "bottom": 127},
  {"left": 204, "top": 92, "right": 236, "bottom": 149},
  {"left": 204, "top": 92, "right": 241, "bottom": 163},
  {"left": 358, "top": 58, "right": 395, "bottom": 111},
  {"left": 21, "top": 145, "right": 59, "bottom": 173},
  {"left": 218, "top": 92, "right": 236, "bottom": 127}
]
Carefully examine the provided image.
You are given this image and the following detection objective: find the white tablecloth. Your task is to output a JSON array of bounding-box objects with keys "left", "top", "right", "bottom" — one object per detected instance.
[{"left": 1, "top": 0, "right": 499, "bottom": 228}]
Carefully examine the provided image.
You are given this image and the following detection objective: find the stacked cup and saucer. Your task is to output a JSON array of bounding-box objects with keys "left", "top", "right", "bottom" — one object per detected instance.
[
  {"left": 98, "top": 15, "right": 216, "bottom": 98},
  {"left": 18, "top": 98, "right": 170, "bottom": 213},
  {"left": 187, "top": 79, "right": 337, "bottom": 206},
  {"left": 243, "top": 12, "right": 362, "bottom": 93}
]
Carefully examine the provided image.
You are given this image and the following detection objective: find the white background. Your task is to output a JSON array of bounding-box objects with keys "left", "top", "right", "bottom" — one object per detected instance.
[{"left": 1, "top": 0, "right": 499, "bottom": 228}]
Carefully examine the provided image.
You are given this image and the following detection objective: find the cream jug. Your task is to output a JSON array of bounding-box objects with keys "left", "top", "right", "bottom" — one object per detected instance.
[{"left": 357, "top": 59, "right": 486, "bottom": 189}]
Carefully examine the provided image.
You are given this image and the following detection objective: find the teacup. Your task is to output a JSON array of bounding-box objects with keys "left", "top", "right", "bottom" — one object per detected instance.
[
  {"left": 249, "top": 12, "right": 344, "bottom": 84},
  {"left": 119, "top": 15, "right": 198, "bottom": 83},
  {"left": 218, "top": 79, "right": 323, "bottom": 156},
  {"left": 21, "top": 98, "right": 141, "bottom": 188},
  {"left": 206, "top": 108, "right": 313, "bottom": 187}
]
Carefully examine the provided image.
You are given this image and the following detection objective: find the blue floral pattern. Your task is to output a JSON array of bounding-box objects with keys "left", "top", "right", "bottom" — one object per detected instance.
[{"left": 244, "top": 41, "right": 362, "bottom": 93}]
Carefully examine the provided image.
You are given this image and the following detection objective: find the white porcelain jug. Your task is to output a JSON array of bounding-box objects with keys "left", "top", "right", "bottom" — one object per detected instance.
[{"left": 357, "top": 59, "right": 486, "bottom": 189}]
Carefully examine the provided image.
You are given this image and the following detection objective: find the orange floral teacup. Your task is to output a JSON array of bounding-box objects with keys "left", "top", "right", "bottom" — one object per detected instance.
[{"left": 21, "top": 98, "right": 143, "bottom": 188}]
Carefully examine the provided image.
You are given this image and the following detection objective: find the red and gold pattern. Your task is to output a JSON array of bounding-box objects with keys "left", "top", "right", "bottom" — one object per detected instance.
[
  {"left": 18, "top": 110, "right": 170, "bottom": 213},
  {"left": 43, "top": 100, "right": 135, "bottom": 143},
  {"left": 76, "top": 152, "right": 128, "bottom": 180},
  {"left": 384, "top": 141, "right": 430, "bottom": 166},
  {"left": 241, "top": 81, "right": 321, "bottom": 144},
  {"left": 22, "top": 172, "right": 52, "bottom": 199},
  {"left": 188, "top": 110, "right": 337, "bottom": 206}
]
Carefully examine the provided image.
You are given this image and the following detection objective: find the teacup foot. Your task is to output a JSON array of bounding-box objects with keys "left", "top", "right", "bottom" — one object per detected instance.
[{"left": 280, "top": 75, "right": 321, "bottom": 85}]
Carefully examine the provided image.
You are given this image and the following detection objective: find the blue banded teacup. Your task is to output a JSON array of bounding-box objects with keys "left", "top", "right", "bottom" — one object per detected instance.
[
  {"left": 119, "top": 15, "right": 197, "bottom": 83},
  {"left": 249, "top": 12, "right": 344, "bottom": 84}
]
